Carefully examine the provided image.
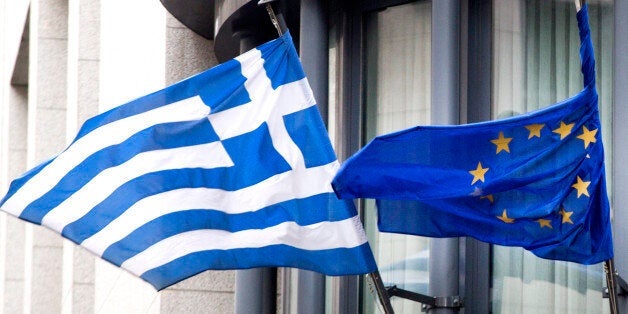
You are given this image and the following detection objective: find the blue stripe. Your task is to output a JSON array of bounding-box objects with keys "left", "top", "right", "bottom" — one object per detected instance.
[
  {"left": 75, "top": 76, "right": 201, "bottom": 142},
  {"left": 62, "top": 123, "right": 292, "bottom": 242},
  {"left": 283, "top": 105, "right": 336, "bottom": 168},
  {"left": 18, "top": 119, "right": 220, "bottom": 224},
  {"left": 73, "top": 53, "right": 256, "bottom": 142},
  {"left": 0, "top": 158, "right": 54, "bottom": 207},
  {"left": 140, "top": 243, "right": 377, "bottom": 290},
  {"left": 258, "top": 32, "right": 305, "bottom": 89},
  {"left": 101, "top": 193, "right": 354, "bottom": 265},
  {"left": 3, "top": 54, "right": 256, "bottom": 205},
  {"left": 2, "top": 33, "right": 377, "bottom": 291},
  {"left": 198, "top": 59, "right": 250, "bottom": 114}
]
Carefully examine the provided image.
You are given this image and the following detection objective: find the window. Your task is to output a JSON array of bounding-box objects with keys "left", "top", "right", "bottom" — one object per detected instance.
[
  {"left": 327, "top": 0, "right": 433, "bottom": 312},
  {"left": 491, "top": 1, "right": 613, "bottom": 312},
  {"left": 328, "top": 0, "right": 618, "bottom": 312},
  {"left": 362, "top": 1, "right": 432, "bottom": 313}
]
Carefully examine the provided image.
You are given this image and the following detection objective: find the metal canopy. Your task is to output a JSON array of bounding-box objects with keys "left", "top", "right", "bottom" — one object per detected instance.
[
  {"left": 160, "top": 0, "right": 215, "bottom": 39},
  {"left": 214, "top": 0, "right": 299, "bottom": 63},
  {"left": 159, "top": 0, "right": 298, "bottom": 63}
]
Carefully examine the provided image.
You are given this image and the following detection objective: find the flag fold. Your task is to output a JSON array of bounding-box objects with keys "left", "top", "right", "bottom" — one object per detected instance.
[
  {"left": 332, "top": 4, "right": 612, "bottom": 265},
  {"left": 1, "top": 32, "right": 376, "bottom": 290}
]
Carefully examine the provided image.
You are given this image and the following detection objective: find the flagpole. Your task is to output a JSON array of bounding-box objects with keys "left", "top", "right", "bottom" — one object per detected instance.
[
  {"left": 572, "top": 1, "right": 619, "bottom": 313},
  {"left": 573, "top": 0, "right": 621, "bottom": 307},
  {"left": 568, "top": 2, "right": 620, "bottom": 313},
  {"left": 369, "top": 271, "right": 395, "bottom": 314},
  {"left": 604, "top": 259, "right": 619, "bottom": 314},
  {"left": 257, "top": 2, "right": 395, "bottom": 313},
  {"left": 259, "top": 0, "right": 286, "bottom": 36}
]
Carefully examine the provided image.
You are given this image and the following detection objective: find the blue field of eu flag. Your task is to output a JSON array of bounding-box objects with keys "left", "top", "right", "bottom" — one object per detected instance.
[
  {"left": 332, "top": 5, "right": 612, "bottom": 265},
  {"left": 0, "top": 32, "right": 377, "bottom": 290}
]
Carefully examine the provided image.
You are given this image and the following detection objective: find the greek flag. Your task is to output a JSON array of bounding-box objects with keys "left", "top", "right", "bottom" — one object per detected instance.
[{"left": 0, "top": 32, "right": 377, "bottom": 290}]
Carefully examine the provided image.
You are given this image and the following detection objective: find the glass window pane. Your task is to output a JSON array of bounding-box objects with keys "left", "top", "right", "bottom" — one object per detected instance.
[
  {"left": 361, "top": 2, "right": 431, "bottom": 313},
  {"left": 491, "top": 1, "right": 613, "bottom": 313}
]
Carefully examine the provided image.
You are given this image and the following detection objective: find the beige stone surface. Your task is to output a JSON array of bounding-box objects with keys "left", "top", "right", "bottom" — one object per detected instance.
[{"left": 160, "top": 289, "right": 235, "bottom": 314}]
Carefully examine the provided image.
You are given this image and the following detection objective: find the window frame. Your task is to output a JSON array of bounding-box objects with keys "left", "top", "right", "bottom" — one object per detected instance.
[
  {"left": 331, "top": 0, "right": 492, "bottom": 312},
  {"left": 328, "top": 0, "right": 628, "bottom": 312}
]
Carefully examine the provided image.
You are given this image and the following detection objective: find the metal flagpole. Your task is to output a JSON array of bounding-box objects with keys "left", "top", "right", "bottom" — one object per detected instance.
[
  {"left": 369, "top": 271, "right": 395, "bottom": 314},
  {"left": 259, "top": 0, "right": 286, "bottom": 36},
  {"left": 257, "top": 2, "right": 395, "bottom": 313},
  {"left": 605, "top": 259, "right": 620, "bottom": 314},
  {"left": 572, "top": 1, "right": 619, "bottom": 313},
  {"left": 573, "top": 0, "right": 619, "bottom": 313}
]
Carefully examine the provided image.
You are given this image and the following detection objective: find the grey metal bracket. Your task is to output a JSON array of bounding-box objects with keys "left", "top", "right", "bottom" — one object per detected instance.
[
  {"left": 386, "top": 286, "right": 464, "bottom": 311},
  {"left": 604, "top": 273, "right": 628, "bottom": 298}
]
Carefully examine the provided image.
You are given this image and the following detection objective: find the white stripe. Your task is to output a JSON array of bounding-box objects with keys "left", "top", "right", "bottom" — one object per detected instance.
[
  {"left": 213, "top": 51, "right": 315, "bottom": 169},
  {"left": 236, "top": 49, "right": 274, "bottom": 107},
  {"left": 3, "top": 96, "right": 211, "bottom": 216},
  {"left": 121, "top": 216, "right": 368, "bottom": 276},
  {"left": 41, "top": 142, "right": 234, "bottom": 232},
  {"left": 265, "top": 89, "right": 307, "bottom": 170},
  {"left": 208, "top": 79, "right": 315, "bottom": 140},
  {"left": 81, "top": 161, "right": 341, "bottom": 256}
]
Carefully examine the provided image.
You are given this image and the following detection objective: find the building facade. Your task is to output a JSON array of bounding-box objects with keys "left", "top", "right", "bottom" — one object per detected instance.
[{"left": 0, "top": 0, "right": 626, "bottom": 313}]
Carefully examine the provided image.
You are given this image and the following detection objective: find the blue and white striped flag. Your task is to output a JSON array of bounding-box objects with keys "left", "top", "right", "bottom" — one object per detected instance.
[{"left": 0, "top": 32, "right": 377, "bottom": 290}]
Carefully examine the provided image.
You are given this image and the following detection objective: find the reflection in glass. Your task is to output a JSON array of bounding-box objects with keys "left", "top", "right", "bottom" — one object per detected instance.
[
  {"left": 362, "top": 1, "right": 431, "bottom": 313},
  {"left": 491, "top": 1, "right": 613, "bottom": 313}
]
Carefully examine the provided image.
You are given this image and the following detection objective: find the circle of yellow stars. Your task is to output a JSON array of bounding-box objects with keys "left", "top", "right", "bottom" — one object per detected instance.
[{"left": 466, "top": 119, "right": 598, "bottom": 230}]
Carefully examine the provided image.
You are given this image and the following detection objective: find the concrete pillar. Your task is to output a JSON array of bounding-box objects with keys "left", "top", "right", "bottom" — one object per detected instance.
[
  {"left": 2, "top": 86, "right": 28, "bottom": 314},
  {"left": 159, "top": 11, "right": 236, "bottom": 314},
  {"left": 0, "top": 1, "right": 30, "bottom": 313},
  {"left": 165, "top": 12, "right": 217, "bottom": 85},
  {"left": 25, "top": 0, "right": 68, "bottom": 312},
  {"left": 61, "top": 0, "right": 100, "bottom": 312},
  {"left": 94, "top": 1, "right": 165, "bottom": 311}
]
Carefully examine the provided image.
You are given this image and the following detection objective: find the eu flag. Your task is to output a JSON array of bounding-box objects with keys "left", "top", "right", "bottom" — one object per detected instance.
[{"left": 332, "top": 5, "right": 612, "bottom": 265}]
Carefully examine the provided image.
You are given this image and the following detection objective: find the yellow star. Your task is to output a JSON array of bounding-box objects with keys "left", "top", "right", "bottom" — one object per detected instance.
[
  {"left": 497, "top": 210, "right": 514, "bottom": 223},
  {"left": 571, "top": 176, "right": 590, "bottom": 198},
  {"left": 576, "top": 126, "right": 598, "bottom": 148},
  {"left": 525, "top": 124, "right": 545, "bottom": 139},
  {"left": 490, "top": 131, "right": 513, "bottom": 154},
  {"left": 552, "top": 121, "right": 574, "bottom": 140},
  {"left": 559, "top": 208, "right": 574, "bottom": 224},
  {"left": 469, "top": 162, "right": 489, "bottom": 185},
  {"left": 480, "top": 194, "right": 494, "bottom": 203},
  {"left": 536, "top": 218, "right": 553, "bottom": 229}
]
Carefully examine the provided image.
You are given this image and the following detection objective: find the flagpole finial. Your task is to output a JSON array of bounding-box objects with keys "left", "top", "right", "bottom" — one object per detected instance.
[{"left": 575, "top": 0, "right": 586, "bottom": 12}]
